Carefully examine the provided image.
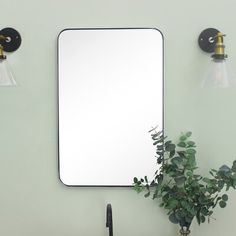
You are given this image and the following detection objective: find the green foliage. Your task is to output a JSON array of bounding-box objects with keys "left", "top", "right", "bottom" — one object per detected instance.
[{"left": 133, "top": 128, "right": 236, "bottom": 229}]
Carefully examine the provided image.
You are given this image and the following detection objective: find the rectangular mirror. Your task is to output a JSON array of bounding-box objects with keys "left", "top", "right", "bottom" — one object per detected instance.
[{"left": 58, "top": 28, "right": 163, "bottom": 186}]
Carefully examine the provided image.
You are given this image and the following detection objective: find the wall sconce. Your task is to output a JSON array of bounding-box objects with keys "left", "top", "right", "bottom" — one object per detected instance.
[
  {"left": 198, "top": 28, "right": 235, "bottom": 88},
  {"left": 0, "top": 27, "right": 21, "bottom": 86}
]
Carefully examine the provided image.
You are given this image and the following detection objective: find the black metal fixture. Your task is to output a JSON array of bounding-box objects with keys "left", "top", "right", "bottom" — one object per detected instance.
[
  {"left": 0, "top": 27, "right": 22, "bottom": 86},
  {"left": 106, "top": 204, "right": 113, "bottom": 236},
  {"left": 198, "top": 28, "right": 235, "bottom": 87}
]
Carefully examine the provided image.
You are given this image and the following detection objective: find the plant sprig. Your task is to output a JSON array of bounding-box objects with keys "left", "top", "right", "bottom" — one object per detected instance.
[{"left": 134, "top": 128, "right": 236, "bottom": 228}]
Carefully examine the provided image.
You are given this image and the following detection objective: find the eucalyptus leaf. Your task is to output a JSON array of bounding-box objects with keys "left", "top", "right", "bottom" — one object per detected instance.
[
  {"left": 201, "top": 216, "right": 206, "bottom": 223},
  {"left": 170, "top": 150, "right": 175, "bottom": 158},
  {"left": 144, "top": 192, "right": 150, "bottom": 198},
  {"left": 153, "top": 140, "right": 161, "bottom": 145},
  {"left": 186, "top": 149, "right": 196, "bottom": 155},
  {"left": 232, "top": 160, "right": 236, "bottom": 172},
  {"left": 166, "top": 198, "right": 179, "bottom": 209},
  {"left": 180, "top": 135, "right": 187, "bottom": 141},
  {"left": 222, "top": 194, "right": 228, "bottom": 202},
  {"left": 149, "top": 126, "right": 159, "bottom": 133},
  {"left": 144, "top": 176, "right": 148, "bottom": 183},
  {"left": 166, "top": 143, "right": 176, "bottom": 152},
  {"left": 219, "top": 165, "right": 231, "bottom": 173},
  {"left": 133, "top": 177, "right": 138, "bottom": 183},
  {"left": 185, "top": 131, "right": 191, "bottom": 137},
  {"left": 165, "top": 140, "right": 172, "bottom": 147},
  {"left": 187, "top": 141, "right": 195, "bottom": 147},
  {"left": 219, "top": 201, "right": 227, "bottom": 208},
  {"left": 174, "top": 176, "right": 186, "bottom": 186},
  {"left": 218, "top": 180, "right": 224, "bottom": 189},
  {"left": 184, "top": 170, "right": 193, "bottom": 177},
  {"left": 171, "top": 156, "right": 183, "bottom": 165},
  {"left": 177, "top": 142, "right": 186, "bottom": 148}
]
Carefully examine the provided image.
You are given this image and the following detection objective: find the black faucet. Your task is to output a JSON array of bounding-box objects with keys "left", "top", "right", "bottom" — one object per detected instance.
[{"left": 106, "top": 204, "right": 113, "bottom": 236}]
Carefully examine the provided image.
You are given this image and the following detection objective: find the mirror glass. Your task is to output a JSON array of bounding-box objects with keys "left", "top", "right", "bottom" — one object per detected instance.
[{"left": 58, "top": 28, "right": 163, "bottom": 186}]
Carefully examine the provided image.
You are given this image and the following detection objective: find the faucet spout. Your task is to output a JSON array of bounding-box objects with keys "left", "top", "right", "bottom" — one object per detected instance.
[{"left": 106, "top": 204, "right": 113, "bottom": 236}]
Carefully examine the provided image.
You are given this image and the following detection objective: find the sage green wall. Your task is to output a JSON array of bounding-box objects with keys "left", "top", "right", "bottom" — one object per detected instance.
[{"left": 1, "top": 0, "right": 236, "bottom": 235}]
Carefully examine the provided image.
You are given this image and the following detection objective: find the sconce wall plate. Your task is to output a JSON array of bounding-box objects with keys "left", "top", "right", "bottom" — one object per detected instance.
[
  {"left": 198, "top": 28, "right": 220, "bottom": 53},
  {"left": 0, "top": 28, "right": 21, "bottom": 52}
]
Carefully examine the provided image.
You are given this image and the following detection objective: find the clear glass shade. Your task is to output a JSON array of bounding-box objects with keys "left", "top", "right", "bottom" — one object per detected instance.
[
  {"left": 201, "top": 59, "right": 236, "bottom": 88},
  {"left": 0, "top": 59, "right": 17, "bottom": 86}
]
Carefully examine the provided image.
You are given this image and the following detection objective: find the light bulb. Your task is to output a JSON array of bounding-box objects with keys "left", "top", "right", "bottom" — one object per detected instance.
[
  {"left": 201, "top": 59, "right": 236, "bottom": 88},
  {"left": 0, "top": 59, "right": 17, "bottom": 86}
]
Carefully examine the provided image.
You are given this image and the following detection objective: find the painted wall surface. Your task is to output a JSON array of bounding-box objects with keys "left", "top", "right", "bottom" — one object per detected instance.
[{"left": 1, "top": 0, "right": 236, "bottom": 235}]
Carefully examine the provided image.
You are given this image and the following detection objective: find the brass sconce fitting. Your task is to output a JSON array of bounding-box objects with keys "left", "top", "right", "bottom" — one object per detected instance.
[
  {"left": 198, "top": 28, "right": 227, "bottom": 60},
  {"left": 212, "top": 32, "right": 227, "bottom": 60},
  {"left": 0, "top": 45, "right": 6, "bottom": 60}
]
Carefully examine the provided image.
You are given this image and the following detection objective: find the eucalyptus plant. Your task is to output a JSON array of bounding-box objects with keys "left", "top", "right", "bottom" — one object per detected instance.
[{"left": 134, "top": 128, "right": 236, "bottom": 229}]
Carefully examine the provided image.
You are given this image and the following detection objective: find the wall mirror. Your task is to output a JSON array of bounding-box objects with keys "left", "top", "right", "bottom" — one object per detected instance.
[{"left": 58, "top": 28, "right": 163, "bottom": 186}]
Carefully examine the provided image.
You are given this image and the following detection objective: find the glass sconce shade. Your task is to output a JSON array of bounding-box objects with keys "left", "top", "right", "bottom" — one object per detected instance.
[
  {"left": 201, "top": 59, "right": 236, "bottom": 88},
  {"left": 198, "top": 28, "right": 236, "bottom": 88},
  {"left": 0, "top": 59, "right": 17, "bottom": 86}
]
